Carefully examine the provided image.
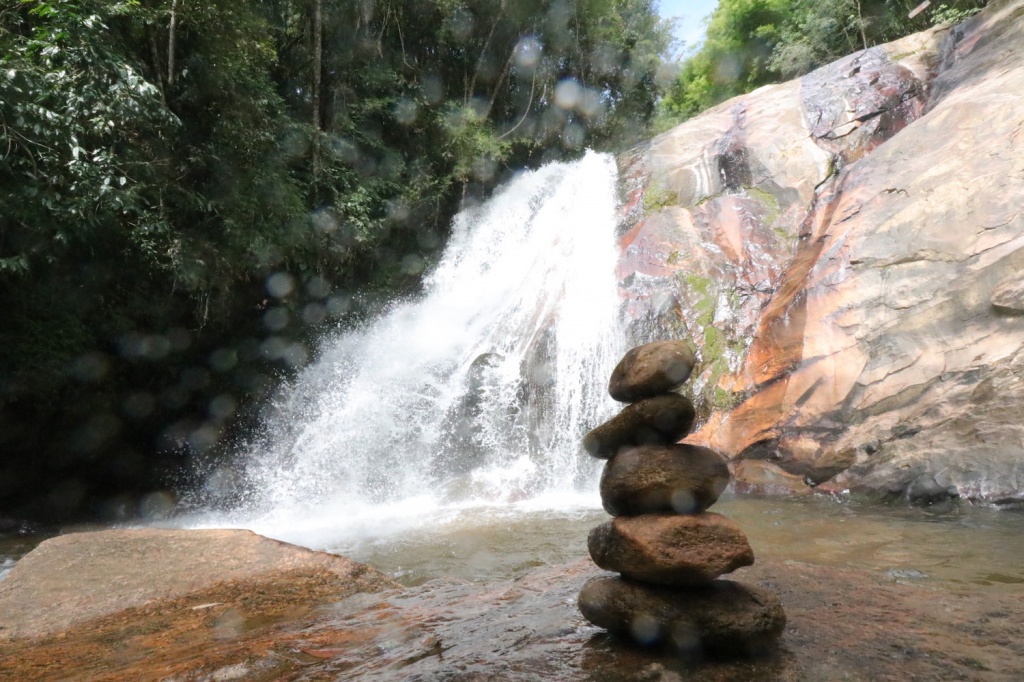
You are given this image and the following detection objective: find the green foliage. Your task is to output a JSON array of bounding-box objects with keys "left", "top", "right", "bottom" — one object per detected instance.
[
  {"left": 642, "top": 181, "right": 679, "bottom": 211},
  {"left": 660, "top": 0, "right": 988, "bottom": 123},
  {"left": 931, "top": 3, "right": 983, "bottom": 25},
  {"left": 661, "top": 0, "right": 789, "bottom": 120},
  {"left": 769, "top": 0, "right": 986, "bottom": 79},
  {"left": 677, "top": 271, "right": 745, "bottom": 414},
  {"left": 1, "top": 0, "right": 176, "bottom": 272},
  {"left": 0, "top": 0, "right": 673, "bottom": 520}
]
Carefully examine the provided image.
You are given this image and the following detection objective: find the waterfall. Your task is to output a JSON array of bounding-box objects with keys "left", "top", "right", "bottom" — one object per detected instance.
[{"left": 205, "top": 151, "right": 626, "bottom": 544}]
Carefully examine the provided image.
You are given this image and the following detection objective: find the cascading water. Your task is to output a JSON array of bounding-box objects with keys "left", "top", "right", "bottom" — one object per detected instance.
[{"left": 196, "top": 151, "right": 628, "bottom": 549}]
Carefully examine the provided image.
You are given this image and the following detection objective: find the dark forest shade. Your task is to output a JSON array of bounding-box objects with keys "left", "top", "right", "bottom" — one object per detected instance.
[{"left": 0, "top": 0, "right": 670, "bottom": 522}]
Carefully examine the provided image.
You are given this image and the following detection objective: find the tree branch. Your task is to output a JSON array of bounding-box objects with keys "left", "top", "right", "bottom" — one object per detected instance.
[
  {"left": 496, "top": 68, "right": 536, "bottom": 141},
  {"left": 466, "top": 0, "right": 506, "bottom": 105},
  {"left": 167, "top": 0, "right": 179, "bottom": 87}
]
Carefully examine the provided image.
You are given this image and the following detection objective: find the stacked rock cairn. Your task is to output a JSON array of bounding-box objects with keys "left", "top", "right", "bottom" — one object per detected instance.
[{"left": 577, "top": 340, "right": 786, "bottom": 658}]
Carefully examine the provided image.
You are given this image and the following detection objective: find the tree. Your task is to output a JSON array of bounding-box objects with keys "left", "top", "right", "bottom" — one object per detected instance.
[
  {"left": 770, "top": 0, "right": 986, "bottom": 79},
  {"left": 0, "top": 0, "right": 673, "bottom": 521},
  {"left": 660, "top": 0, "right": 789, "bottom": 120},
  {"left": 660, "top": 0, "right": 988, "bottom": 122}
]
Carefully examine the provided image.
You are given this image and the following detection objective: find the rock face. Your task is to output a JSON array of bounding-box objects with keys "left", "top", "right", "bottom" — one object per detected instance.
[
  {"left": 578, "top": 576, "right": 786, "bottom": 657},
  {"left": 618, "top": 0, "right": 1024, "bottom": 504},
  {"left": 588, "top": 513, "right": 754, "bottom": 586},
  {"left": 992, "top": 276, "right": 1024, "bottom": 315},
  {"left": 0, "top": 528, "right": 397, "bottom": 641},
  {"left": 583, "top": 395, "right": 697, "bottom": 459},
  {"left": 599, "top": 444, "right": 730, "bottom": 515}
]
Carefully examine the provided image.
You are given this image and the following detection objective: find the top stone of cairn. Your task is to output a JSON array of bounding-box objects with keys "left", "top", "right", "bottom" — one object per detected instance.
[{"left": 609, "top": 340, "right": 697, "bottom": 403}]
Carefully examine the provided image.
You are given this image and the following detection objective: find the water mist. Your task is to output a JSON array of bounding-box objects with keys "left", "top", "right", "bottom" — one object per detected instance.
[{"left": 196, "top": 151, "right": 627, "bottom": 548}]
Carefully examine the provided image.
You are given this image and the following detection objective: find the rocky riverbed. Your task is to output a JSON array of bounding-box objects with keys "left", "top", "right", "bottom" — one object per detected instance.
[{"left": 1, "top": 527, "right": 1023, "bottom": 681}]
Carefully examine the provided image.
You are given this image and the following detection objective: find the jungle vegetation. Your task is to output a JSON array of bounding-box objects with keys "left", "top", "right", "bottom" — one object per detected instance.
[
  {"left": 0, "top": 0, "right": 987, "bottom": 521},
  {"left": 659, "top": 0, "right": 987, "bottom": 123},
  {"left": 0, "top": 0, "right": 670, "bottom": 520}
]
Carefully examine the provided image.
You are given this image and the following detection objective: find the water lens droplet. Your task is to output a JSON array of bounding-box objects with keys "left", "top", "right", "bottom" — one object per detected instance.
[
  {"left": 266, "top": 272, "right": 296, "bottom": 298},
  {"left": 671, "top": 488, "right": 696, "bottom": 514},
  {"left": 630, "top": 613, "right": 661, "bottom": 645}
]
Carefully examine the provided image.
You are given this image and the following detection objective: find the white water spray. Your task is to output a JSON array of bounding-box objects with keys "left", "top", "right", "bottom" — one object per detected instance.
[{"left": 197, "top": 151, "right": 626, "bottom": 546}]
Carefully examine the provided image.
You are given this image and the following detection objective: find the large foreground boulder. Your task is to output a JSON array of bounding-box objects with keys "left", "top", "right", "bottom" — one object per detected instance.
[{"left": 0, "top": 528, "right": 397, "bottom": 641}]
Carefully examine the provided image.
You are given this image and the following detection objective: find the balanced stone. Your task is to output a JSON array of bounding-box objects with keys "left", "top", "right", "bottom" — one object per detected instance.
[
  {"left": 578, "top": 576, "right": 786, "bottom": 656},
  {"left": 599, "top": 444, "right": 729, "bottom": 516},
  {"left": 609, "top": 340, "right": 696, "bottom": 403},
  {"left": 588, "top": 513, "right": 754, "bottom": 586},
  {"left": 582, "top": 395, "right": 696, "bottom": 459}
]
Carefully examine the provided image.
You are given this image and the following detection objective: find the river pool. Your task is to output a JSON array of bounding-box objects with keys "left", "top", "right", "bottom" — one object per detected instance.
[{"left": 3, "top": 494, "right": 1022, "bottom": 596}]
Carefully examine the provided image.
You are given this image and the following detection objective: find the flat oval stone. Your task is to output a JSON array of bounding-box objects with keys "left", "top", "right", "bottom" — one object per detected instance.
[
  {"left": 600, "top": 444, "right": 730, "bottom": 515},
  {"left": 582, "top": 395, "right": 696, "bottom": 459},
  {"left": 609, "top": 341, "right": 696, "bottom": 403},
  {"left": 578, "top": 576, "right": 786, "bottom": 657},
  {"left": 588, "top": 513, "right": 754, "bottom": 586}
]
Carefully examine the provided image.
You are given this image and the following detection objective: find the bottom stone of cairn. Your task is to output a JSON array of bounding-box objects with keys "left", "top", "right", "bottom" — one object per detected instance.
[{"left": 578, "top": 576, "right": 786, "bottom": 657}]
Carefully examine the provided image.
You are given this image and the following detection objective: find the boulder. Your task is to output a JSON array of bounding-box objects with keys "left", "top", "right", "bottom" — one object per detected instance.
[
  {"left": 608, "top": 341, "right": 696, "bottom": 403},
  {"left": 803, "top": 447, "right": 858, "bottom": 486},
  {"left": 578, "top": 576, "right": 785, "bottom": 657},
  {"left": 0, "top": 528, "right": 397, "bottom": 641},
  {"left": 583, "top": 395, "right": 697, "bottom": 459},
  {"left": 729, "top": 460, "right": 812, "bottom": 497},
  {"left": 588, "top": 513, "right": 754, "bottom": 586},
  {"left": 600, "top": 444, "right": 729, "bottom": 515},
  {"left": 616, "top": 0, "right": 1024, "bottom": 503}
]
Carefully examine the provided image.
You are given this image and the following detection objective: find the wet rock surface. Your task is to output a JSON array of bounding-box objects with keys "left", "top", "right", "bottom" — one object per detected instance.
[
  {"left": 0, "top": 529, "right": 397, "bottom": 641},
  {"left": 588, "top": 514, "right": 754, "bottom": 586},
  {"left": 600, "top": 444, "right": 730, "bottom": 516},
  {"left": 729, "top": 460, "right": 811, "bottom": 497},
  {"left": 618, "top": 0, "right": 1024, "bottom": 503},
  {"left": 2, "top": 551, "right": 1023, "bottom": 681},
  {"left": 583, "top": 395, "right": 697, "bottom": 459},
  {"left": 609, "top": 340, "right": 696, "bottom": 402},
  {"left": 577, "top": 576, "right": 785, "bottom": 657}
]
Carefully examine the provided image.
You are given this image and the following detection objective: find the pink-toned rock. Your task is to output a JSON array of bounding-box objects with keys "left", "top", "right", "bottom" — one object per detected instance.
[
  {"left": 578, "top": 576, "right": 786, "bottom": 657},
  {"left": 600, "top": 444, "right": 730, "bottom": 515},
  {"left": 992, "top": 275, "right": 1024, "bottom": 315},
  {"left": 0, "top": 529, "right": 397, "bottom": 641},
  {"left": 618, "top": 0, "right": 1024, "bottom": 503},
  {"left": 583, "top": 395, "right": 696, "bottom": 459},
  {"left": 729, "top": 460, "right": 812, "bottom": 496},
  {"left": 588, "top": 513, "right": 754, "bottom": 586},
  {"left": 608, "top": 341, "right": 696, "bottom": 402}
]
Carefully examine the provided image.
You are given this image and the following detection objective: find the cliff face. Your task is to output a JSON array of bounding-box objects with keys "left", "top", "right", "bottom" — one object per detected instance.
[{"left": 619, "top": 0, "right": 1024, "bottom": 504}]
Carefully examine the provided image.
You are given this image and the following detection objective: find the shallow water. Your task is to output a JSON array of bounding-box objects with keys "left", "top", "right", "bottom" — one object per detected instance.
[
  {"left": 4, "top": 495, "right": 1022, "bottom": 597},
  {"left": 325, "top": 494, "right": 1024, "bottom": 592}
]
